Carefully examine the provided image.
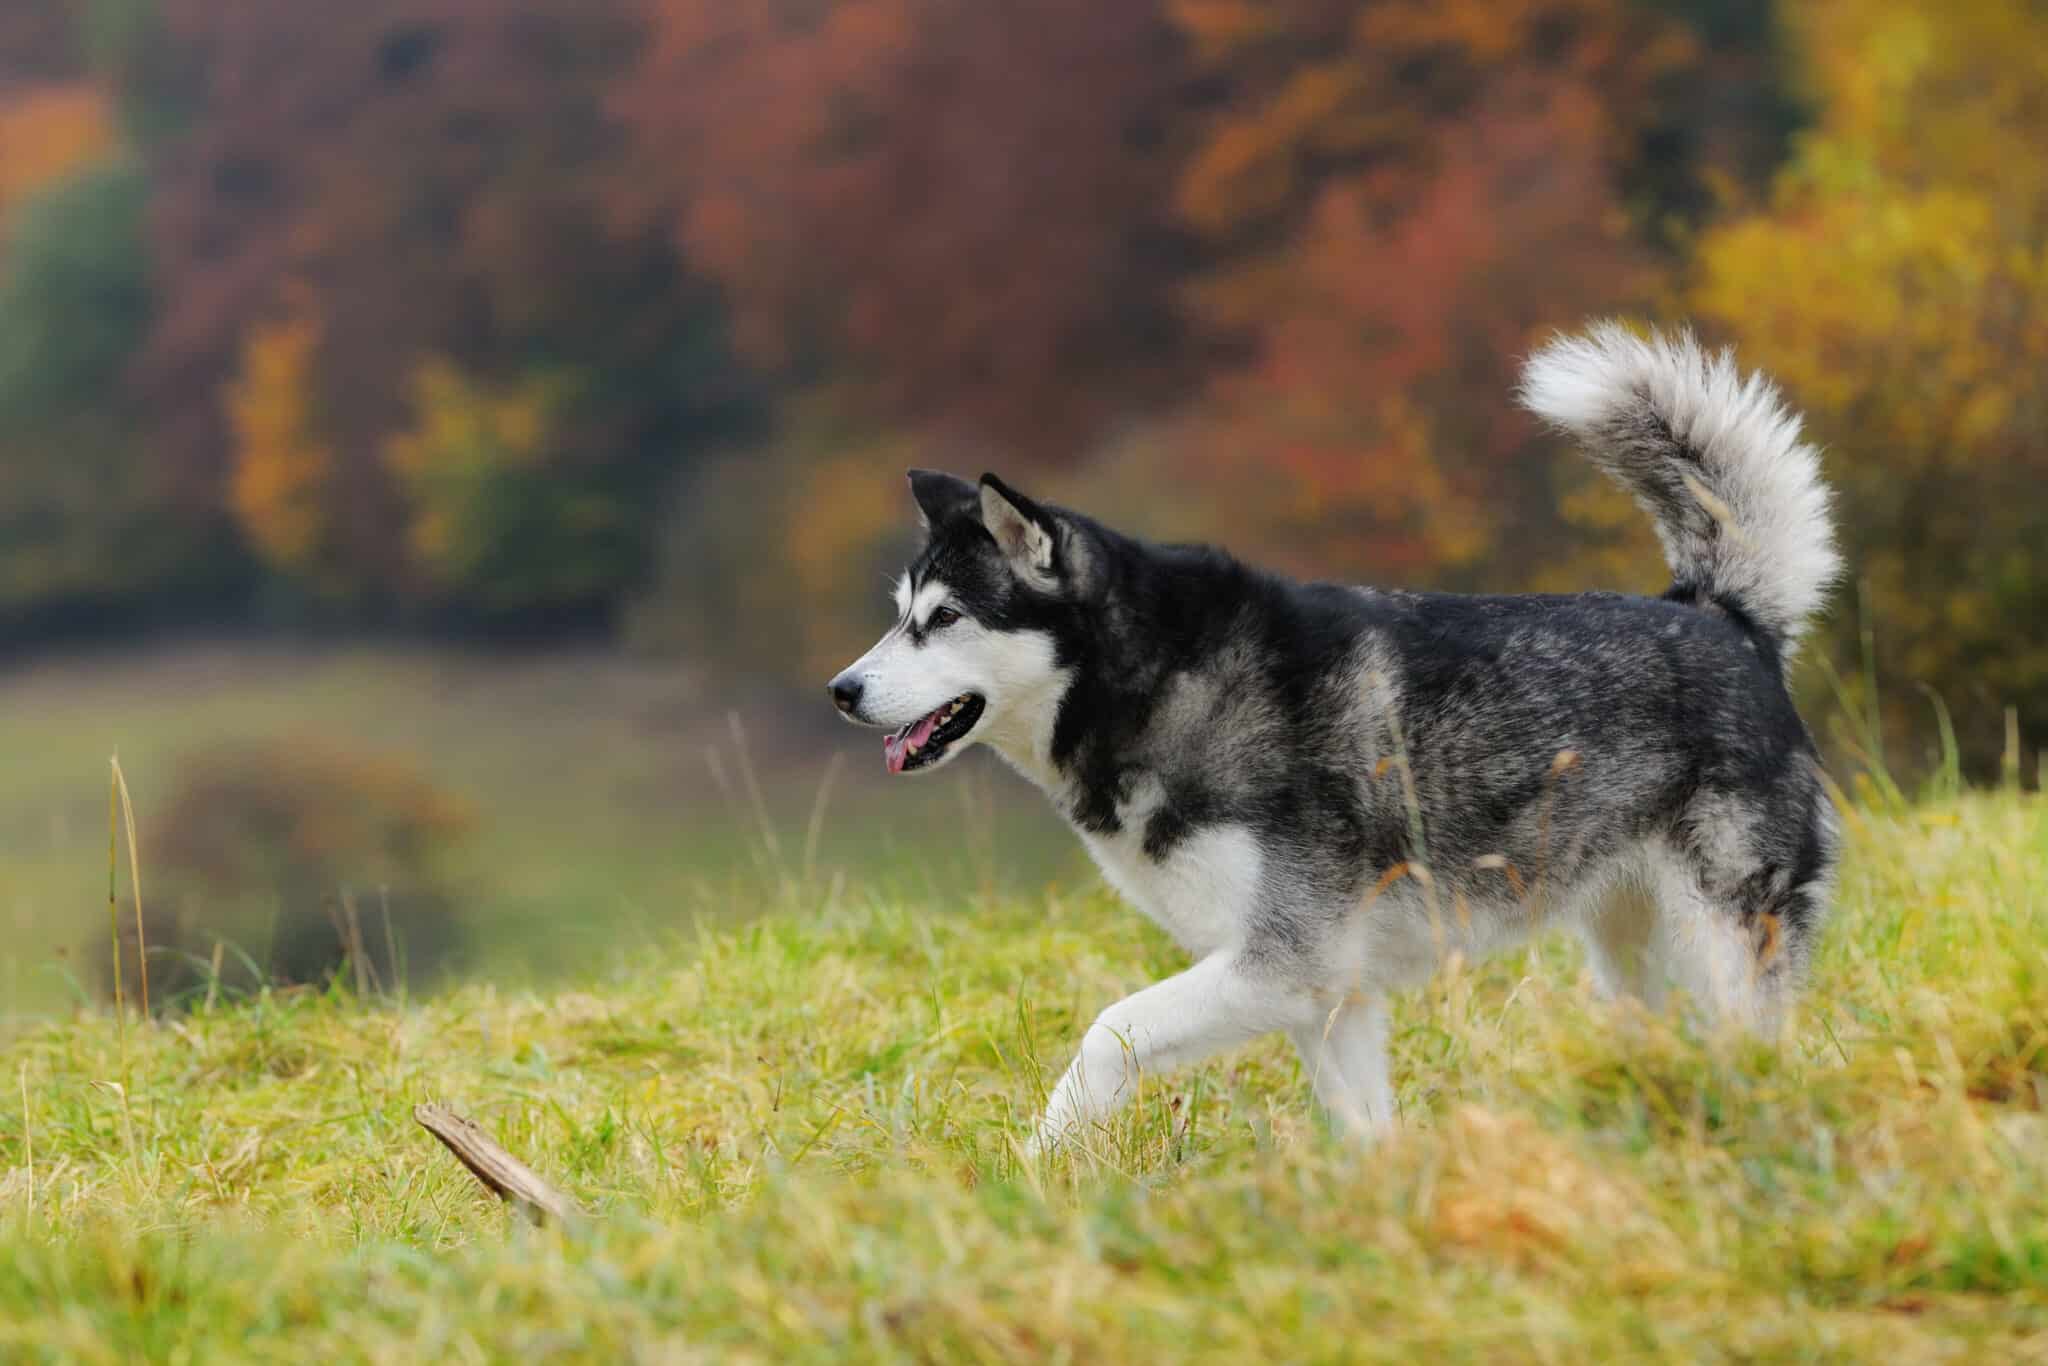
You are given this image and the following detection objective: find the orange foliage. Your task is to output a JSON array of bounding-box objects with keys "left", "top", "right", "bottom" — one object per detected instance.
[
  {"left": 1160, "top": 0, "right": 1682, "bottom": 583},
  {"left": 226, "top": 297, "right": 340, "bottom": 585},
  {"left": 1170, "top": 0, "right": 1690, "bottom": 249},
  {"left": 0, "top": 83, "right": 114, "bottom": 229}
]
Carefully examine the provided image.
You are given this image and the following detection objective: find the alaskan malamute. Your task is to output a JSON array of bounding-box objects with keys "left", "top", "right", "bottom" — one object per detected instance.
[{"left": 829, "top": 324, "right": 1840, "bottom": 1150}]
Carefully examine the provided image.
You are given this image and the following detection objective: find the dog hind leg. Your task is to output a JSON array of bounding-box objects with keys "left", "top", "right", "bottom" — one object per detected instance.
[
  {"left": 1647, "top": 843, "right": 1822, "bottom": 1037},
  {"left": 1288, "top": 994, "right": 1396, "bottom": 1141},
  {"left": 1577, "top": 877, "right": 1671, "bottom": 1009}
]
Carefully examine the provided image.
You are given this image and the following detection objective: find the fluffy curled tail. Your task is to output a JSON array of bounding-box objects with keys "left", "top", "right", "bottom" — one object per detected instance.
[{"left": 1519, "top": 323, "right": 1840, "bottom": 665}]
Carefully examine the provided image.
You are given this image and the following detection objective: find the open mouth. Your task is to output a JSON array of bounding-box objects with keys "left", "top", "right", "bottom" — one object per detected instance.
[{"left": 884, "top": 693, "right": 985, "bottom": 774}]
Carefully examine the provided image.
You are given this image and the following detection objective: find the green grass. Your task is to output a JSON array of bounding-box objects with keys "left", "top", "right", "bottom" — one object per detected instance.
[{"left": 2, "top": 792, "right": 2045, "bottom": 1359}]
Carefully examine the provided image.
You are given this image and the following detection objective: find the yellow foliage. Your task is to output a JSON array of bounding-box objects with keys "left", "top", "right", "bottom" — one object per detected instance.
[
  {"left": 384, "top": 357, "right": 596, "bottom": 605},
  {"left": 387, "top": 357, "right": 547, "bottom": 570},
  {"left": 1523, "top": 471, "right": 1663, "bottom": 597},
  {"left": 1789, "top": 0, "right": 2048, "bottom": 189},
  {"left": 782, "top": 458, "right": 912, "bottom": 675},
  {"left": 0, "top": 84, "right": 113, "bottom": 230},
  {"left": 227, "top": 300, "right": 339, "bottom": 581},
  {"left": 631, "top": 390, "right": 925, "bottom": 677},
  {"left": 1166, "top": 0, "right": 1274, "bottom": 62},
  {"left": 1692, "top": 0, "right": 2048, "bottom": 755},
  {"left": 751, "top": 393, "right": 922, "bottom": 677},
  {"left": 1175, "top": 59, "right": 1367, "bottom": 235}
]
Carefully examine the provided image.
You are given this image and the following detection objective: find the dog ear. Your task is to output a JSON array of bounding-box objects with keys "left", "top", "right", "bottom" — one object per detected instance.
[
  {"left": 978, "top": 473, "right": 1061, "bottom": 589},
  {"left": 907, "top": 469, "right": 979, "bottom": 530}
]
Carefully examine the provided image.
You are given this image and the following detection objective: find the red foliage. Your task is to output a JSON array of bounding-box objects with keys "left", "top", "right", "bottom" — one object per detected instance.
[
  {"left": 1199, "top": 85, "right": 1654, "bottom": 575},
  {"left": 1164, "top": 0, "right": 1684, "bottom": 582},
  {"left": 619, "top": 0, "right": 1193, "bottom": 457},
  {"left": 140, "top": 0, "right": 658, "bottom": 590}
]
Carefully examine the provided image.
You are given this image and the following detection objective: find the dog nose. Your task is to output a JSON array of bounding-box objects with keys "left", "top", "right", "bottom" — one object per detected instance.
[{"left": 829, "top": 676, "right": 863, "bottom": 715}]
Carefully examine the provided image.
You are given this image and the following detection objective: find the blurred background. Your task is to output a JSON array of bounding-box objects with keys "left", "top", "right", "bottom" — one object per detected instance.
[{"left": 1, "top": 0, "right": 2042, "bottom": 1016}]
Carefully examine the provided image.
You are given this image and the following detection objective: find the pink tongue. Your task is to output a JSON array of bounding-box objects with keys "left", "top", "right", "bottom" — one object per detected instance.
[{"left": 883, "top": 710, "right": 943, "bottom": 774}]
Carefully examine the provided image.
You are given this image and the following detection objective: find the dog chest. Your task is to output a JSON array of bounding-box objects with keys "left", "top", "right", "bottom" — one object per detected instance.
[{"left": 1079, "top": 822, "right": 1259, "bottom": 957}]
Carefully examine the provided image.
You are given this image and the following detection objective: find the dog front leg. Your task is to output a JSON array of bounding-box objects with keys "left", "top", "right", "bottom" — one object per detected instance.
[{"left": 1033, "top": 953, "right": 1311, "bottom": 1153}]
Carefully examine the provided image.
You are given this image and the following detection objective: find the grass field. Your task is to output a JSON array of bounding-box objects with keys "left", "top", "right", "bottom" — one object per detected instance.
[
  {"left": 0, "top": 644, "right": 1073, "bottom": 1018},
  {"left": 2, "top": 788, "right": 2044, "bottom": 1360}
]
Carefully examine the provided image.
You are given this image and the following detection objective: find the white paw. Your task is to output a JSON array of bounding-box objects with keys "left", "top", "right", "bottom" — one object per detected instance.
[{"left": 1022, "top": 1122, "right": 1069, "bottom": 1161}]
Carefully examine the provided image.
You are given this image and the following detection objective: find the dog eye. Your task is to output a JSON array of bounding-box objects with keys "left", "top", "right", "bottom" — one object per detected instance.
[{"left": 929, "top": 607, "right": 962, "bottom": 629}]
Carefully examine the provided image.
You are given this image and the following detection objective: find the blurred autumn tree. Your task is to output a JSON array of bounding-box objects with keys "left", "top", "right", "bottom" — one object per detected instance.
[
  {"left": 0, "top": 162, "right": 171, "bottom": 627},
  {"left": 142, "top": 0, "right": 756, "bottom": 621},
  {"left": 0, "top": 2, "right": 237, "bottom": 631},
  {"left": 618, "top": 0, "right": 1195, "bottom": 461},
  {"left": 385, "top": 358, "right": 650, "bottom": 616},
  {"left": 2, "top": 0, "right": 1805, "bottom": 637},
  {"left": 623, "top": 0, "right": 1803, "bottom": 669},
  {"left": 225, "top": 293, "right": 347, "bottom": 595},
  {"left": 3, "top": 0, "right": 2043, "bottom": 780},
  {"left": 0, "top": 18, "right": 117, "bottom": 623},
  {"left": 1693, "top": 0, "right": 2048, "bottom": 770},
  {"left": 1154, "top": 0, "right": 1691, "bottom": 584},
  {"left": 0, "top": 5, "right": 82, "bottom": 92},
  {"left": 0, "top": 83, "right": 109, "bottom": 223},
  {"left": 631, "top": 390, "right": 929, "bottom": 677},
  {"left": 0, "top": 3, "right": 242, "bottom": 630}
]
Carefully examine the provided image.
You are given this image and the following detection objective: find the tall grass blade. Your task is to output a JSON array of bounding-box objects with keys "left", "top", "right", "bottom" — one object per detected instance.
[
  {"left": 380, "top": 886, "right": 405, "bottom": 1005},
  {"left": 338, "top": 888, "right": 376, "bottom": 999},
  {"left": 1915, "top": 684, "right": 1961, "bottom": 805},
  {"left": 1858, "top": 578, "right": 1889, "bottom": 782},
  {"left": 801, "top": 752, "right": 844, "bottom": 891},
  {"left": 727, "top": 712, "right": 787, "bottom": 883},
  {"left": 106, "top": 759, "right": 128, "bottom": 1069},
  {"left": 2003, "top": 705, "right": 2022, "bottom": 793},
  {"left": 17, "top": 1063, "right": 29, "bottom": 1234},
  {"left": 1814, "top": 653, "right": 1905, "bottom": 811},
  {"left": 111, "top": 757, "right": 148, "bottom": 1017},
  {"left": 705, "top": 743, "right": 772, "bottom": 887},
  {"left": 204, "top": 940, "right": 225, "bottom": 1014}
]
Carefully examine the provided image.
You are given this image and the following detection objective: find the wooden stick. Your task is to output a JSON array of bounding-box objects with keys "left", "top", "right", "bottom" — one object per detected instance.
[{"left": 413, "top": 1103, "right": 580, "bottom": 1227}]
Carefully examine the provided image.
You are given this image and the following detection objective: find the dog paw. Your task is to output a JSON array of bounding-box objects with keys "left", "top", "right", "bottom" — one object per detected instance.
[{"left": 1021, "top": 1125, "right": 1068, "bottom": 1162}]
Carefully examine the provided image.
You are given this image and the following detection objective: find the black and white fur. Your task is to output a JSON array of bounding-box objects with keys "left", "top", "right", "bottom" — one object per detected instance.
[{"left": 829, "top": 324, "right": 1841, "bottom": 1150}]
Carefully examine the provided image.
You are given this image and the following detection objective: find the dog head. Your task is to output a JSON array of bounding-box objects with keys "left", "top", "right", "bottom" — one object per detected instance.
[{"left": 828, "top": 470, "right": 1087, "bottom": 775}]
